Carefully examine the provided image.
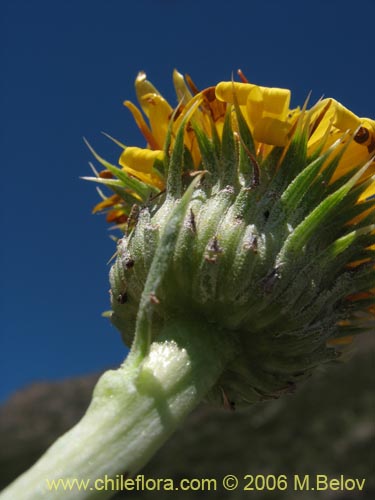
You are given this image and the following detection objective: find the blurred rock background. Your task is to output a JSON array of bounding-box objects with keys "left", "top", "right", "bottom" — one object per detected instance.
[{"left": 1, "top": 336, "right": 374, "bottom": 499}]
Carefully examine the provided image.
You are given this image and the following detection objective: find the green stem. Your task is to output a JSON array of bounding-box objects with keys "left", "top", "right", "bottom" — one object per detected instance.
[{"left": 0, "top": 318, "right": 236, "bottom": 500}]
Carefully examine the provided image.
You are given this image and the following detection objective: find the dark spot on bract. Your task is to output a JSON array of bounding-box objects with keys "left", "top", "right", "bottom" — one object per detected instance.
[
  {"left": 117, "top": 292, "right": 128, "bottom": 304},
  {"left": 208, "top": 236, "right": 222, "bottom": 253},
  {"left": 262, "top": 266, "right": 280, "bottom": 293},
  {"left": 189, "top": 208, "right": 196, "bottom": 233},
  {"left": 125, "top": 258, "right": 135, "bottom": 269}
]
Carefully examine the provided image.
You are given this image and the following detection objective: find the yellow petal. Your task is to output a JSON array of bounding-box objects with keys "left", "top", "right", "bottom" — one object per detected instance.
[
  {"left": 173, "top": 69, "right": 193, "bottom": 104},
  {"left": 122, "top": 165, "right": 164, "bottom": 190},
  {"left": 246, "top": 86, "right": 265, "bottom": 129},
  {"left": 198, "top": 87, "right": 226, "bottom": 136},
  {"left": 253, "top": 117, "right": 292, "bottom": 147},
  {"left": 135, "top": 71, "right": 161, "bottom": 117},
  {"left": 123, "top": 100, "right": 160, "bottom": 150},
  {"left": 216, "top": 81, "right": 293, "bottom": 147},
  {"left": 93, "top": 194, "right": 121, "bottom": 213},
  {"left": 331, "top": 140, "right": 373, "bottom": 183},
  {"left": 119, "top": 147, "right": 164, "bottom": 173},
  {"left": 217, "top": 81, "right": 291, "bottom": 117},
  {"left": 307, "top": 99, "right": 336, "bottom": 150},
  {"left": 333, "top": 102, "right": 361, "bottom": 132},
  {"left": 259, "top": 86, "right": 291, "bottom": 120},
  {"left": 139, "top": 93, "right": 172, "bottom": 149},
  {"left": 215, "top": 82, "right": 256, "bottom": 105}
]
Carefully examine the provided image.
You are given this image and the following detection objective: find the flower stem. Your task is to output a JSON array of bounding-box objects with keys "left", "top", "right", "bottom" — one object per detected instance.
[{"left": 0, "top": 317, "right": 237, "bottom": 499}]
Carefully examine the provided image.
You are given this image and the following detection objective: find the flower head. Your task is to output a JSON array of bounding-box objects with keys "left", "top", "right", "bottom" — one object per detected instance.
[{"left": 86, "top": 70, "right": 374, "bottom": 406}]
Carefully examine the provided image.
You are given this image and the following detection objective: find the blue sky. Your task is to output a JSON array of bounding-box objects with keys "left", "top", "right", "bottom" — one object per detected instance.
[{"left": 1, "top": 0, "right": 374, "bottom": 401}]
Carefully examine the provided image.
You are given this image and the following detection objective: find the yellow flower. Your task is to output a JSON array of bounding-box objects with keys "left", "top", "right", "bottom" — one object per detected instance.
[
  {"left": 83, "top": 69, "right": 375, "bottom": 409},
  {"left": 89, "top": 70, "right": 374, "bottom": 339}
]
